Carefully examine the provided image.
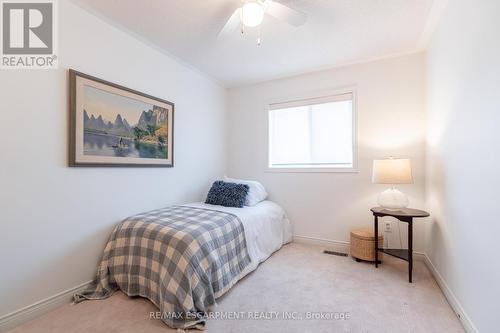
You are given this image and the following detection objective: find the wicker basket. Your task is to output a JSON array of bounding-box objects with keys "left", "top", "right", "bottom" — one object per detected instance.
[{"left": 350, "top": 228, "right": 383, "bottom": 262}]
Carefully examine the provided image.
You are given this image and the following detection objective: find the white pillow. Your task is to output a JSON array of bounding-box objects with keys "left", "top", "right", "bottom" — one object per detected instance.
[{"left": 223, "top": 176, "right": 268, "bottom": 206}]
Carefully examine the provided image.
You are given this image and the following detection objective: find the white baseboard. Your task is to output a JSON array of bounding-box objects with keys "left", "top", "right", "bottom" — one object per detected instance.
[
  {"left": 0, "top": 280, "right": 92, "bottom": 333},
  {"left": 292, "top": 234, "right": 426, "bottom": 260},
  {"left": 0, "top": 250, "right": 476, "bottom": 333},
  {"left": 293, "top": 234, "right": 350, "bottom": 253},
  {"left": 422, "top": 254, "right": 477, "bottom": 333},
  {"left": 294, "top": 235, "right": 475, "bottom": 332}
]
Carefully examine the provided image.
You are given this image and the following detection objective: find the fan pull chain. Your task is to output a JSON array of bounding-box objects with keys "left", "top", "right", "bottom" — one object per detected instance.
[{"left": 240, "top": 9, "right": 244, "bottom": 34}]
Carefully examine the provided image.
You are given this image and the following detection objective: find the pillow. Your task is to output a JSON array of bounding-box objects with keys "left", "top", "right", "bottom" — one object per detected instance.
[
  {"left": 223, "top": 176, "right": 268, "bottom": 206},
  {"left": 205, "top": 181, "right": 249, "bottom": 208}
]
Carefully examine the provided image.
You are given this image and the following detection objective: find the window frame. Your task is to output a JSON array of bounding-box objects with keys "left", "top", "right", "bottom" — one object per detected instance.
[{"left": 265, "top": 87, "right": 358, "bottom": 173}]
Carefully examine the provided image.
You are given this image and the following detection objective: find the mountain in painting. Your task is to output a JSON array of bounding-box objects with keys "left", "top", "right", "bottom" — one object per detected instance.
[
  {"left": 111, "top": 114, "right": 132, "bottom": 136},
  {"left": 83, "top": 106, "right": 168, "bottom": 145},
  {"left": 137, "top": 106, "right": 168, "bottom": 130},
  {"left": 83, "top": 110, "right": 134, "bottom": 137}
]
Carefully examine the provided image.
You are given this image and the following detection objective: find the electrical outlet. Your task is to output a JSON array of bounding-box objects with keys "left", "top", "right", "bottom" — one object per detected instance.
[{"left": 385, "top": 222, "right": 392, "bottom": 232}]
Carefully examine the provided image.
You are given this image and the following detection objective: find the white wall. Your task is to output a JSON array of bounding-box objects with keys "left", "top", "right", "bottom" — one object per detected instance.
[
  {"left": 0, "top": 1, "right": 226, "bottom": 317},
  {"left": 425, "top": 0, "right": 500, "bottom": 331},
  {"left": 227, "top": 53, "right": 427, "bottom": 251},
  {"left": 5, "top": 2, "right": 497, "bottom": 332}
]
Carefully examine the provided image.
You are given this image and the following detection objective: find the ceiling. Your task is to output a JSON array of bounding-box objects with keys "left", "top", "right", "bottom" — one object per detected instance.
[{"left": 73, "top": 0, "right": 437, "bottom": 88}]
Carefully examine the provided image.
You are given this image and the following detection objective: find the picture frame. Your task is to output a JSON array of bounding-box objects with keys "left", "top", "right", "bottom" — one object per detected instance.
[{"left": 69, "top": 69, "right": 174, "bottom": 167}]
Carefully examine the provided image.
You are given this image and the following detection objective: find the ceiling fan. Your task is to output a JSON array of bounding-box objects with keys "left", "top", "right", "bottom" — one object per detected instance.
[{"left": 219, "top": 0, "right": 307, "bottom": 44}]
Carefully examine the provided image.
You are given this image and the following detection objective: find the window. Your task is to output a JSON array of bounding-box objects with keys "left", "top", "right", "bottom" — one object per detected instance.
[{"left": 268, "top": 91, "right": 356, "bottom": 171}]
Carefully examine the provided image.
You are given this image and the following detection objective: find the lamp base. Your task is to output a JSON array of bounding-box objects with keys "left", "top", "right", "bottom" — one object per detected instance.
[{"left": 377, "top": 187, "right": 409, "bottom": 209}]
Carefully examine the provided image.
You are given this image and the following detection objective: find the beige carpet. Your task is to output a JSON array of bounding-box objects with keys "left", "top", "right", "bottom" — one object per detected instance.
[{"left": 8, "top": 243, "right": 464, "bottom": 333}]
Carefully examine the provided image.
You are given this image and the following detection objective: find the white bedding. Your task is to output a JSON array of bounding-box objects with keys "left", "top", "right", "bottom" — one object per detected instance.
[{"left": 183, "top": 200, "right": 292, "bottom": 269}]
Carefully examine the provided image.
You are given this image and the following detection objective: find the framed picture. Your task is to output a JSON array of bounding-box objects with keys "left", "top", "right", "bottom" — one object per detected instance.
[{"left": 69, "top": 70, "right": 174, "bottom": 167}]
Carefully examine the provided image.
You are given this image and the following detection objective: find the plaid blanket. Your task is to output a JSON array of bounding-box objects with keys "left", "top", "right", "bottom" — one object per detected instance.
[{"left": 74, "top": 205, "right": 252, "bottom": 329}]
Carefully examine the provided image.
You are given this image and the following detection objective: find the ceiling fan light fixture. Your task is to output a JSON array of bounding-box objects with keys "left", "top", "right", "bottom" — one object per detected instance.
[{"left": 241, "top": 2, "right": 264, "bottom": 27}]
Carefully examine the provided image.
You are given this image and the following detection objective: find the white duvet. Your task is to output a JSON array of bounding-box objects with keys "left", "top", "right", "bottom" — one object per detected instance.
[{"left": 183, "top": 200, "right": 292, "bottom": 269}]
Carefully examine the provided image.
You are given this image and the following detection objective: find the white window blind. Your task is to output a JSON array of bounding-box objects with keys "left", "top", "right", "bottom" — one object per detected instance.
[{"left": 268, "top": 92, "right": 355, "bottom": 170}]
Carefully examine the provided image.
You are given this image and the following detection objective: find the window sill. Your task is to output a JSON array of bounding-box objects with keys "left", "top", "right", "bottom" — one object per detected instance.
[{"left": 265, "top": 167, "right": 359, "bottom": 174}]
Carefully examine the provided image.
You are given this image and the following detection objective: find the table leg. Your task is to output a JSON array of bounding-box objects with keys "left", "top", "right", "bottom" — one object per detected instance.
[
  {"left": 408, "top": 220, "right": 413, "bottom": 283},
  {"left": 374, "top": 215, "right": 378, "bottom": 268}
]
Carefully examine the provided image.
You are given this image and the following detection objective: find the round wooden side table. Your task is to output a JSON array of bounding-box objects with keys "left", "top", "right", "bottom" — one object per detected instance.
[{"left": 371, "top": 207, "right": 430, "bottom": 283}]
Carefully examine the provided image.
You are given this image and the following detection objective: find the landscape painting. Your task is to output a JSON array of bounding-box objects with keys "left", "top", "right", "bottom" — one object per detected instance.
[{"left": 69, "top": 70, "right": 174, "bottom": 167}]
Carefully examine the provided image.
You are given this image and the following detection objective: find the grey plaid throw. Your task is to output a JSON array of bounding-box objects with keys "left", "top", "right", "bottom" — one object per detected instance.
[{"left": 74, "top": 205, "right": 251, "bottom": 329}]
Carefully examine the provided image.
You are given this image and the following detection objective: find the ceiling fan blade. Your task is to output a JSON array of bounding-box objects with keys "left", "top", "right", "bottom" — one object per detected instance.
[
  {"left": 264, "top": 0, "right": 307, "bottom": 27},
  {"left": 218, "top": 8, "right": 242, "bottom": 38}
]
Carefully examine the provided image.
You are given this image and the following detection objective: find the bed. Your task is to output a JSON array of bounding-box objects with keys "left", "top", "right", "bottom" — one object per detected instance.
[{"left": 75, "top": 200, "right": 292, "bottom": 329}]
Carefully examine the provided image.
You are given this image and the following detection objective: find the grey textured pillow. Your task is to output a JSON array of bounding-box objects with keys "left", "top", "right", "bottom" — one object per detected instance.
[
  {"left": 205, "top": 181, "right": 249, "bottom": 208},
  {"left": 223, "top": 176, "right": 267, "bottom": 206}
]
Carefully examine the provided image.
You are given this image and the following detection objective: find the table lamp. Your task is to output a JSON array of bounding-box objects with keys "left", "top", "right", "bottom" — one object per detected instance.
[{"left": 372, "top": 158, "right": 413, "bottom": 209}]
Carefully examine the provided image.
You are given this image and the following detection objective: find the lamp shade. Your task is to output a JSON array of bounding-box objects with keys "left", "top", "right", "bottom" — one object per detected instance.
[{"left": 372, "top": 158, "right": 413, "bottom": 184}]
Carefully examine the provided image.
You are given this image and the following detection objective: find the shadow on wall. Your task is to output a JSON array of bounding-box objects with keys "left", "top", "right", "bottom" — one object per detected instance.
[
  {"left": 425, "top": 148, "right": 453, "bottom": 265},
  {"left": 2, "top": 222, "right": 114, "bottom": 315}
]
